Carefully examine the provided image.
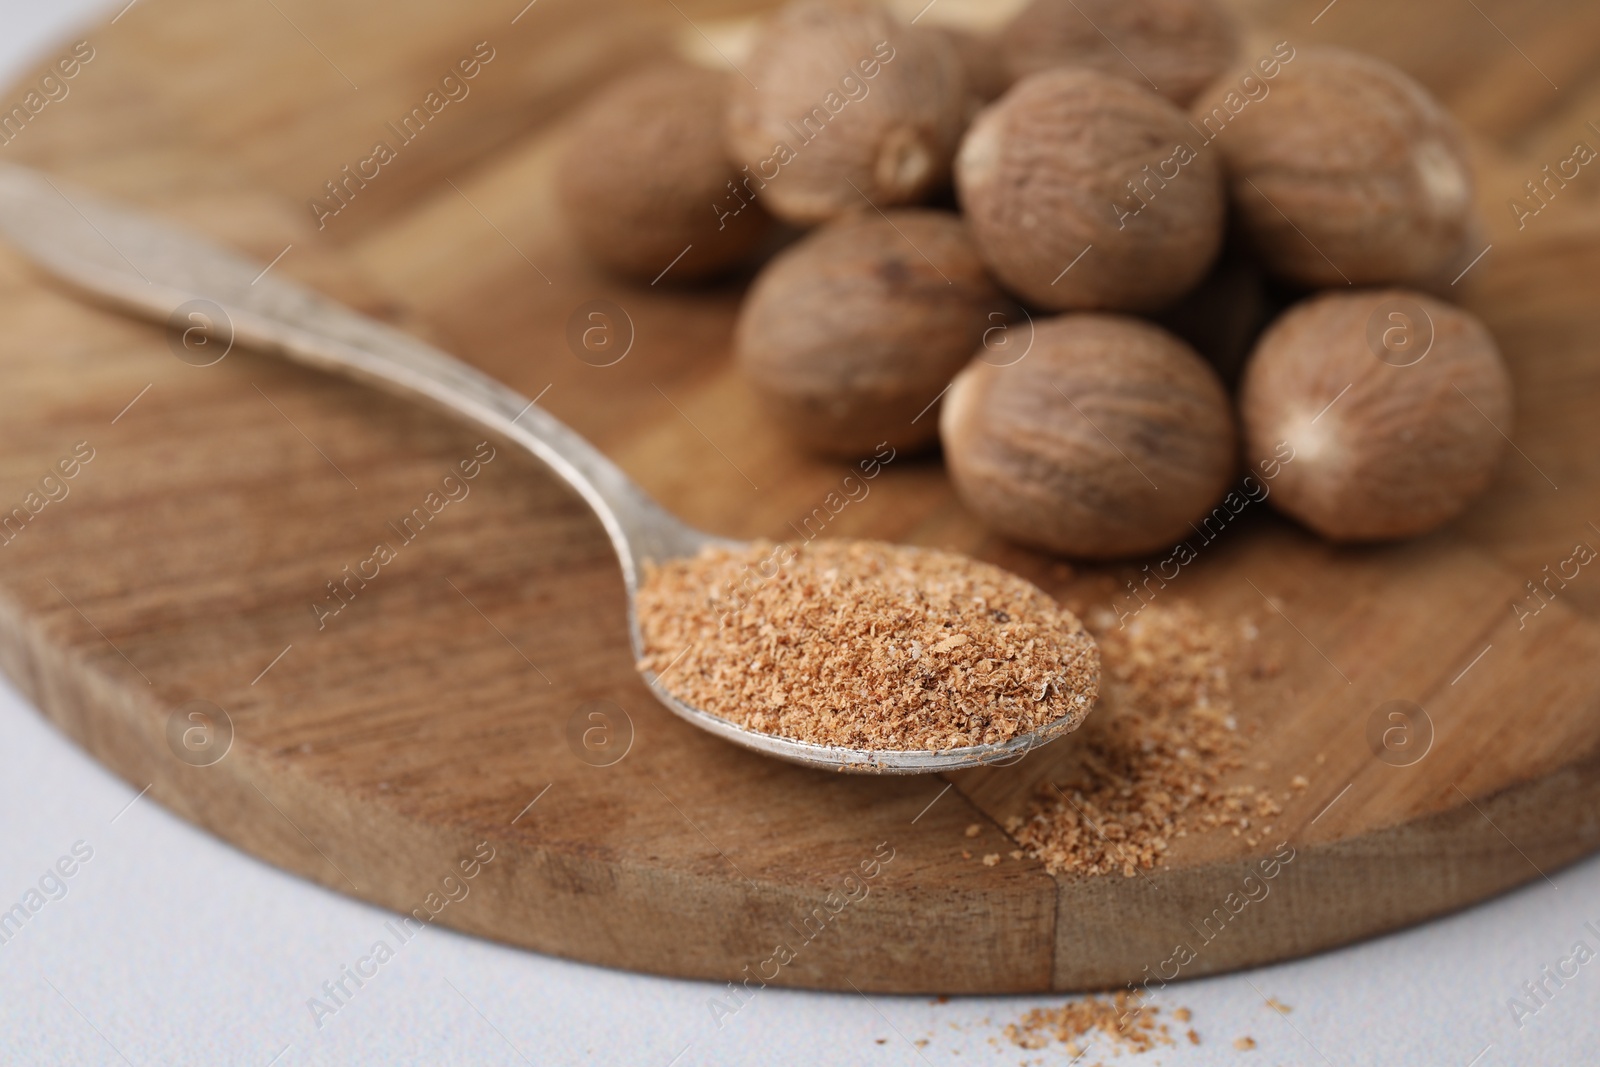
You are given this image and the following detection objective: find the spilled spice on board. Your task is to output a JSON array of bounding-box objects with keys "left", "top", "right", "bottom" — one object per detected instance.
[
  {"left": 1007, "top": 601, "right": 1275, "bottom": 876},
  {"left": 635, "top": 539, "right": 1100, "bottom": 751}
]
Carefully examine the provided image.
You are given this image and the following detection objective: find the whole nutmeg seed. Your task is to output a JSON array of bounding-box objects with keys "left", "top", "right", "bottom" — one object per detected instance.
[
  {"left": 937, "top": 26, "right": 1011, "bottom": 105},
  {"left": 725, "top": 0, "right": 967, "bottom": 225},
  {"left": 1194, "top": 47, "right": 1474, "bottom": 289},
  {"left": 556, "top": 65, "right": 771, "bottom": 282},
  {"left": 956, "top": 67, "right": 1225, "bottom": 312},
  {"left": 999, "top": 0, "right": 1238, "bottom": 107},
  {"left": 941, "top": 314, "right": 1237, "bottom": 559},
  {"left": 1240, "top": 290, "right": 1513, "bottom": 542},
  {"left": 737, "top": 209, "right": 1013, "bottom": 457}
]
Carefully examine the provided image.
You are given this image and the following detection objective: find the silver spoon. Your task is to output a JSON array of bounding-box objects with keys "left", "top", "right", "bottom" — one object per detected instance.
[{"left": 0, "top": 165, "right": 1087, "bottom": 773}]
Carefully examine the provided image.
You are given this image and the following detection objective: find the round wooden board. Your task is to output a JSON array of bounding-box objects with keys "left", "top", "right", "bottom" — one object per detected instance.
[{"left": 3, "top": 0, "right": 1600, "bottom": 994}]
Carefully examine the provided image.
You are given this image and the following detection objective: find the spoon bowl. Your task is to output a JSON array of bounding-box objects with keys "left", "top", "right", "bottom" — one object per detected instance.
[{"left": 0, "top": 164, "right": 1087, "bottom": 773}]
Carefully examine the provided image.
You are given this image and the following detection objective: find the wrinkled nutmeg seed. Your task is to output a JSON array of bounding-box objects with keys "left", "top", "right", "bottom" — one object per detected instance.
[
  {"left": 725, "top": 0, "right": 967, "bottom": 225},
  {"left": 956, "top": 67, "right": 1225, "bottom": 312},
  {"left": 941, "top": 314, "right": 1237, "bottom": 559},
  {"left": 1194, "top": 47, "right": 1475, "bottom": 289},
  {"left": 557, "top": 65, "right": 771, "bottom": 282},
  {"left": 737, "top": 209, "right": 1012, "bottom": 457},
  {"left": 1240, "top": 289, "right": 1513, "bottom": 541},
  {"left": 999, "top": 0, "right": 1238, "bottom": 107},
  {"left": 937, "top": 25, "right": 1011, "bottom": 105}
]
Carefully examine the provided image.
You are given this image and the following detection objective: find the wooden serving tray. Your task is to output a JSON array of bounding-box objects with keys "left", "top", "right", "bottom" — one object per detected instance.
[{"left": 1, "top": 0, "right": 1598, "bottom": 992}]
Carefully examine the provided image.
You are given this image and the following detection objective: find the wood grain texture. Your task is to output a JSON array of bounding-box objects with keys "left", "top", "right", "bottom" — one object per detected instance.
[{"left": 0, "top": 0, "right": 1597, "bottom": 992}]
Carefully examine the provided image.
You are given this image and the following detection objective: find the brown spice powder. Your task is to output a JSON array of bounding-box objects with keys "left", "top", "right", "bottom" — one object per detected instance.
[
  {"left": 636, "top": 540, "right": 1100, "bottom": 751},
  {"left": 1007, "top": 601, "right": 1274, "bottom": 877},
  {"left": 1003, "top": 992, "right": 1175, "bottom": 1055}
]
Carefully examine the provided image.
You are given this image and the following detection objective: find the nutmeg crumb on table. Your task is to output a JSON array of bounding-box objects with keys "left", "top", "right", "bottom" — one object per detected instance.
[
  {"left": 1002, "top": 992, "right": 1178, "bottom": 1054},
  {"left": 636, "top": 540, "right": 1100, "bottom": 751},
  {"left": 1234, "top": 1035, "right": 1256, "bottom": 1050},
  {"left": 1008, "top": 601, "right": 1268, "bottom": 876}
]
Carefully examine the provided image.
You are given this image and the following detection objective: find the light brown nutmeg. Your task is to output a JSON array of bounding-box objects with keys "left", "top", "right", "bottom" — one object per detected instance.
[
  {"left": 998, "top": 0, "right": 1239, "bottom": 107},
  {"left": 725, "top": 1, "right": 967, "bottom": 225},
  {"left": 737, "top": 209, "right": 1013, "bottom": 457},
  {"left": 937, "top": 26, "right": 1011, "bottom": 104},
  {"left": 956, "top": 67, "right": 1225, "bottom": 312},
  {"left": 1240, "top": 290, "right": 1513, "bottom": 542},
  {"left": 1194, "top": 47, "right": 1474, "bottom": 289},
  {"left": 556, "top": 65, "right": 770, "bottom": 282},
  {"left": 940, "top": 314, "right": 1237, "bottom": 559}
]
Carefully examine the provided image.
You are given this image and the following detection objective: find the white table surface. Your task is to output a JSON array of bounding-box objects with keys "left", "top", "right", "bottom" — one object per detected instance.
[{"left": 2, "top": 3, "right": 1596, "bottom": 1064}]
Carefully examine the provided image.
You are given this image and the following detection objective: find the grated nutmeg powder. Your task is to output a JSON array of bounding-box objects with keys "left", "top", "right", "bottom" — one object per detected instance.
[
  {"left": 1004, "top": 992, "right": 1176, "bottom": 1055},
  {"left": 1008, "top": 601, "right": 1272, "bottom": 877},
  {"left": 635, "top": 540, "right": 1100, "bottom": 751}
]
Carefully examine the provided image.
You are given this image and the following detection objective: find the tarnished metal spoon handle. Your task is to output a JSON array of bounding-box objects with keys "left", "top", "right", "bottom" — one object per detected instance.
[{"left": 0, "top": 165, "right": 708, "bottom": 587}]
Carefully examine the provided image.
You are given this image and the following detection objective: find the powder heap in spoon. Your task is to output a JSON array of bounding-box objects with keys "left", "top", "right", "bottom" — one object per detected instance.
[{"left": 635, "top": 539, "right": 1100, "bottom": 752}]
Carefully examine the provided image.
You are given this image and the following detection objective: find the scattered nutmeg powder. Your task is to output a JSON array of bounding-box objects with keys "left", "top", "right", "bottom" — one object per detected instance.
[
  {"left": 1008, "top": 601, "right": 1276, "bottom": 876},
  {"left": 1004, "top": 992, "right": 1177, "bottom": 1055},
  {"left": 636, "top": 540, "right": 1099, "bottom": 751}
]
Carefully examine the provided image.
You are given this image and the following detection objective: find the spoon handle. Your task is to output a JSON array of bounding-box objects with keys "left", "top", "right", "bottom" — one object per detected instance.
[{"left": 0, "top": 165, "right": 711, "bottom": 587}]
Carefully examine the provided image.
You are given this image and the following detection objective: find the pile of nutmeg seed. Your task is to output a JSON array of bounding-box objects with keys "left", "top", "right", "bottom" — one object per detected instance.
[{"left": 556, "top": 0, "right": 1514, "bottom": 560}]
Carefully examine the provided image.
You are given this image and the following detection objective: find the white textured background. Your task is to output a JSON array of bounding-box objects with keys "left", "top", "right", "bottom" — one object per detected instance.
[{"left": 1, "top": 3, "right": 1596, "bottom": 1064}]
